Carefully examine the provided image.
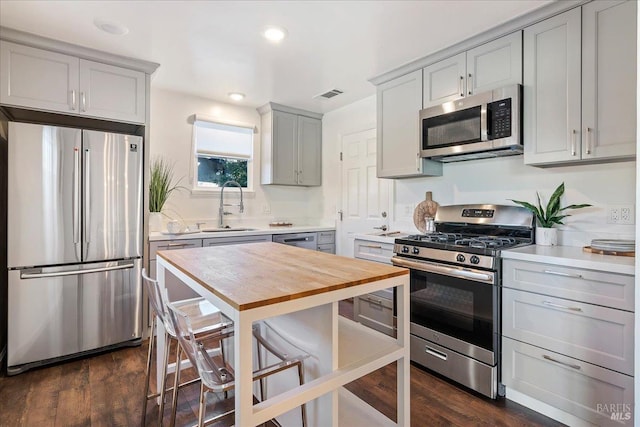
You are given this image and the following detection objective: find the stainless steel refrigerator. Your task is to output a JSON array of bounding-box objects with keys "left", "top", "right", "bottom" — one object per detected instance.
[{"left": 6, "top": 121, "right": 143, "bottom": 375}]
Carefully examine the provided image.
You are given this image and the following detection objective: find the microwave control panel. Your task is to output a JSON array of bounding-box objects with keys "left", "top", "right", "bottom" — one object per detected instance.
[{"left": 487, "top": 98, "right": 511, "bottom": 140}]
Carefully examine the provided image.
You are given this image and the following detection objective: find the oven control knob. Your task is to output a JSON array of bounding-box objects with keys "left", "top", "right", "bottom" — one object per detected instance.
[
  {"left": 402, "top": 246, "right": 410, "bottom": 253},
  {"left": 456, "top": 254, "right": 466, "bottom": 263},
  {"left": 470, "top": 255, "right": 480, "bottom": 264},
  {"left": 412, "top": 247, "right": 420, "bottom": 255}
]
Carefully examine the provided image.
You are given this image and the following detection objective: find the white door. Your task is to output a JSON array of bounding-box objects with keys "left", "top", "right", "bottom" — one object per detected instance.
[{"left": 338, "top": 129, "right": 391, "bottom": 257}]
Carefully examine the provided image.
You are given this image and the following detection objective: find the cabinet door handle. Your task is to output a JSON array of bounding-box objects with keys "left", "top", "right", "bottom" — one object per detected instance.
[
  {"left": 298, "top": 170, "right": 303, "bottom": 184},
  {"left": 362, "top": 244, "right": 383, "bottom": 249},
  {"left": 585, "top": 127, "right": 592, "bottom": 154},
  {"left": 467, "top": 73, "right": 473, "bottom": 95},
  {"left": 416, "top": 152, "right": 420, "bottom": 172},
  {"left": 571, "top": 129, "right": 577, "bottom": 156},
  {"left": 543, "top": 269, "right": 582, "bottom": 279},
  {"left": 459, "top": 76, "right": 464, "bottom": 97},
  {"left": 543, "top": 354, "right": 581, "bottom": 370},
  {"left": 80, "top": 92, "right": 87, "bottom": 112},
  {"left": 542, "top": 301, "right": 583, "bottom": 312},
  {"left": 70, "top": 90, "right": 77, "bottom": 110}
]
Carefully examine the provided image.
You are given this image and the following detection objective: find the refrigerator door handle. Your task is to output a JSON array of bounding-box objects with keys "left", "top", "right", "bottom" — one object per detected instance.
[
  {"left": 21, "top": 262, "right": 135, "bottom": 279},
  {"left": 73, "top": 148, "right": 81, "bottom": 245},
  {"left": 84, "top": 148, "right": 91, "bottom": 247}
]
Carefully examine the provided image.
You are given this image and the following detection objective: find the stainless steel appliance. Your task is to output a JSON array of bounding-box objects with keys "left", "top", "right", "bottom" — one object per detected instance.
[
  {"left": 391, "top": 204, "right": 534, "bottom": 398},
  {"left": 273, "top": 232, "right": 317, "bottom": 250},
  {"left": 420, "top": 84, "right": 522, "bottom": 162},
  {"left": 6, "top": 121, "right": 143, "bottom": 375}
]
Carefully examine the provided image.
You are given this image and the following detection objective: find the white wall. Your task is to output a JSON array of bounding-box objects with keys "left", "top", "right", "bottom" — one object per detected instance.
[
  {"left": 150, "top": 87, "right": 324, "bottom": 228},
  {"left": 322, "top": 96, "right": 636, "bottom": 247}
]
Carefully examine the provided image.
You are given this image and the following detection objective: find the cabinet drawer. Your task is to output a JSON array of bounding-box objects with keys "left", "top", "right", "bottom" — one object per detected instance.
[
  {"left": 317, "top": 243, "right": 335, "bottom": 254},
  {"left": 204, "top": 235, "right": 271, "bottom": 247},
  {"left": 150, "top": 239, "right": 202, "bottom": 258},
  {"left": 502, "top": 259, "right": 634, "bottom": 311},
  {"left": 503, "top": 288, "right": 634, "bottom": 375},
  {"left": 317, "top": 231, "right": 335, "bottom": 244},
  {"left": 503, "top": 337, "right": 634, "bottom": 426},
  {"left": 354, "top": 239, "right": 394, "bottom": 264},
  {"left": 354, "top": 293, "right": 394, "bottom": 336}
]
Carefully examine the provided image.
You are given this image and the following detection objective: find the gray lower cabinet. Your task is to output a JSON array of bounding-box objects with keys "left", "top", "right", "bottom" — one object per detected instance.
[
  {"left": 524, "top": 0, "right": 636, "bottom": 166},
  {"left": 503, "top": 337, "right": 634, "bottom": 427},
  {"left": 317, "top": 230, "right": 336, "bottom": 254},
  {"left": 502, "top": 258, "right": 635, "bottom": 426},
  {"left": 149, "top": 239, "right": 203, "bottom": 301},
  {"left": 353, "top": 238, "right": 395, "bottom": 336}
]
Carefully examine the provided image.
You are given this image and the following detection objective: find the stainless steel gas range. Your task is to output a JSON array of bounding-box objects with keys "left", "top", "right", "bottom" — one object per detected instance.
[{"left": 391, "top": 204, "right": 534, "bottom": 399}]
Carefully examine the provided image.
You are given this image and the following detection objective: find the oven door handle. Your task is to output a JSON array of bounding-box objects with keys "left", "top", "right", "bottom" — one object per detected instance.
[{"left": 391, "top": 256, "right": 495, "bottom": 284}]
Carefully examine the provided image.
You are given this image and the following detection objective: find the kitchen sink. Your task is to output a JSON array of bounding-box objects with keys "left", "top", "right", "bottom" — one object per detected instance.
[{"left": 200, "top": 227, "right": 258, "bottom": 233}]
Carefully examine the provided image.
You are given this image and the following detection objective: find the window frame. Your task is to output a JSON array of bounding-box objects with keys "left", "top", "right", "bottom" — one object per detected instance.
[{"left": 190, "top": 115, "right": 257, "bottom": 194}]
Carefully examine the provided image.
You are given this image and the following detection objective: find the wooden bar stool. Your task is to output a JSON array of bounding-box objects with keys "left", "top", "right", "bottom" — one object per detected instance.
[{"left": 141, "top": 268, "right": 233, "bottom": 426}]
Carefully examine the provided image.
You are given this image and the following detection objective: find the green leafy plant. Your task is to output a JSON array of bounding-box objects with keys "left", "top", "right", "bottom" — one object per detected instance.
[
  {"left": 510, "top": 183, "right": 591, "bottom": 228},
  {"left": 149, "top": 158, "right": 184, "bottom": 213}
]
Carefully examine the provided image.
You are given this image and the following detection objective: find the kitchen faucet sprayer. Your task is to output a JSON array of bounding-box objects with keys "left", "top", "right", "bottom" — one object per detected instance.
[{"left": 218, "top": 180, "right": 244, "bottom": 228}]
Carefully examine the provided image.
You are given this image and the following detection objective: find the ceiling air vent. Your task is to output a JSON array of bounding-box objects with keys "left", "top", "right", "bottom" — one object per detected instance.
[{"left": 314, "top": 89, "right": 344, "bottom": 100}]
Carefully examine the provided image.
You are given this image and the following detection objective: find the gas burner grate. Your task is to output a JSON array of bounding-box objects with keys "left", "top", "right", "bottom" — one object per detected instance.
[
  {"left": 454, "top": 236, "right": 517, "bottom": 249},
  {"left": 408, "top": 232, "right": 462, "bottom": 243}
]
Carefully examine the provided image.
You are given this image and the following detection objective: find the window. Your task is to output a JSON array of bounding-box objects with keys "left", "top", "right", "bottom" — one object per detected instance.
[{"left": 192, "top": 117, "right": 254, "bottom": 190}]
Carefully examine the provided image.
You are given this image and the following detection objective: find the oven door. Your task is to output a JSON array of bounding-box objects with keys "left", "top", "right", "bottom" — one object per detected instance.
[{"left": 392, "top": 256, "right": 498, "bottom": 365}]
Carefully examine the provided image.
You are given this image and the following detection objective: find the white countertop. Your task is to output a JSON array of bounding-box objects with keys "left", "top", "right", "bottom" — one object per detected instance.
[
  {"left": 149, "top": 225, "right": 335, "bottom": 242},
  {"left": 352, "top": 231, "right": 411, "bottom": 245},
  {"left": 503, "top": 245, "right": 636, "bottom": 276}
]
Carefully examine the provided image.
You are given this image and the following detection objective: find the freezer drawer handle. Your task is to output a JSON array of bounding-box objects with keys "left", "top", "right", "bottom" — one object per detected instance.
[
  {"left": 283, "top": 237, "right": 311, "bottom": 243},
  {"left": 543, "top": 354, "right": 581, "bottom": 370},
  {"left": 21, "top": 263, "right": 134, "bottom": 279}
]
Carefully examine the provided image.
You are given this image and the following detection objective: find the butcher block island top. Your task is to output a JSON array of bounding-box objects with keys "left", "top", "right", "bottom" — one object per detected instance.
[{"left": 157, "top": 241, "right": 408, "bottom": 311}]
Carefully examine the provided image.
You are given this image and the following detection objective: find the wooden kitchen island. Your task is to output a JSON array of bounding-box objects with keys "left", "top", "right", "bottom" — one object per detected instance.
[{"left": 156, "top": 242, "right": 410, "bottom": 427}]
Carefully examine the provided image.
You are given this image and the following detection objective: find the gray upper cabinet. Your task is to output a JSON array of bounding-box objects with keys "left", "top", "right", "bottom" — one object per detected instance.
[
  {"left": 377, "top": 70, "right": 442, "bottom": 178},
  {"left": 423, "top": 32, "right": 522, "bottom": 108},
  {"left": 259, "top": 103, "right": 322, "bottom": 186},
  {"left": 524, "top": 0, "right": 636, "bottom": 166},
  {"left": 0, "top": 41, "right": 146, "bottom": 124}
]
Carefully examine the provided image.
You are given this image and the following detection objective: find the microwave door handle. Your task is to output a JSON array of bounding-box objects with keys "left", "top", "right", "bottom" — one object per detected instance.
[{"left": 480, "top": 103, "right": 488, "bottom": 141}]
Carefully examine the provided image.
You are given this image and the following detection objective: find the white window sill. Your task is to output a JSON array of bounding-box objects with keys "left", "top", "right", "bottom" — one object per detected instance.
[{"left": 190, "top": 187, "right": 256, "bottom": 197}]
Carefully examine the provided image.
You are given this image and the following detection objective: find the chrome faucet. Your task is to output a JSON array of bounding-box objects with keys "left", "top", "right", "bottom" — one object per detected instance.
[{"left": 218, "top": 180, "right": 244, "bottom": 228}]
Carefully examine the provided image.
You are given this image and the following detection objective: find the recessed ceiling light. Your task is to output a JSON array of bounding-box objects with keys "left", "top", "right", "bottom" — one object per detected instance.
[
  {"left": 94, "top": 19, "right": 129, "bottom": 36},
  {"left": 262, "top": 26, "right": 287, "bottom": 42},
  {"left": 228, "top": 92, "right": 245, "bottom": 101}
]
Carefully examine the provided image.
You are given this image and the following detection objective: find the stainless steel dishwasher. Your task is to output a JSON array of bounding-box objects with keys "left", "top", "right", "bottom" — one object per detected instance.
[{"left": 272, "top": 232, "right": 317, "bottom": 250}]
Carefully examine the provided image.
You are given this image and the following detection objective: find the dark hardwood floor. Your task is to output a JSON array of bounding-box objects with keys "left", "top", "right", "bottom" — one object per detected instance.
[{"left": 0, "top": 299, "right": 564, "bottom": 426}]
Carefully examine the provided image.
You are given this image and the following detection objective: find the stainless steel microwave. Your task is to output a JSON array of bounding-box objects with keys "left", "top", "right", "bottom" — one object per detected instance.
[{"left": 420, "top": 84, "right": 522, "bottom": 162}]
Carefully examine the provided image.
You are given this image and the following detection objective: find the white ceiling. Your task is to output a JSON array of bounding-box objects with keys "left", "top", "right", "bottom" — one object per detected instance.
[{"left": 0, "top": 0, "right": 552, "bottom": 114}]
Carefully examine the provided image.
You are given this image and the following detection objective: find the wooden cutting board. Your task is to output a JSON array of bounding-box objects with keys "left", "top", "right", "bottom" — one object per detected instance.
[{"left": 583, "top": 246, "right": 635, "bottom": 257}]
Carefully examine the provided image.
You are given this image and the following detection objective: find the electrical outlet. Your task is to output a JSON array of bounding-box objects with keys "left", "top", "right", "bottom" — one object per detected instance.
[
  {"left": 607, "top": 205, "right": 635, "bottom": 224},
  {"left": 262, "top": 204, "right": 271, "bottom": 214},
  {"left": 404, "top": 204, "right": 413, "bottom": 216}
]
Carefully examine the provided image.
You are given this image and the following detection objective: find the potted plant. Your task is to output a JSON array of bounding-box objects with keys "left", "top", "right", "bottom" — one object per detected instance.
[
  {"left": 510, "top": 182, "right": 591, "bottom": 246},
  {"left": 149, "top": 157, "right": 184, "bottom": 231}
]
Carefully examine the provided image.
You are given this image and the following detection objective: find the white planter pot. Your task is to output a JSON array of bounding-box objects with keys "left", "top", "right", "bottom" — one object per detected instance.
[
  {"left": 536, "top": 227, "right": 558, "bottom": 246},
  {"left": 149, "top": 212, "right": 163, "bottom": 232}
]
